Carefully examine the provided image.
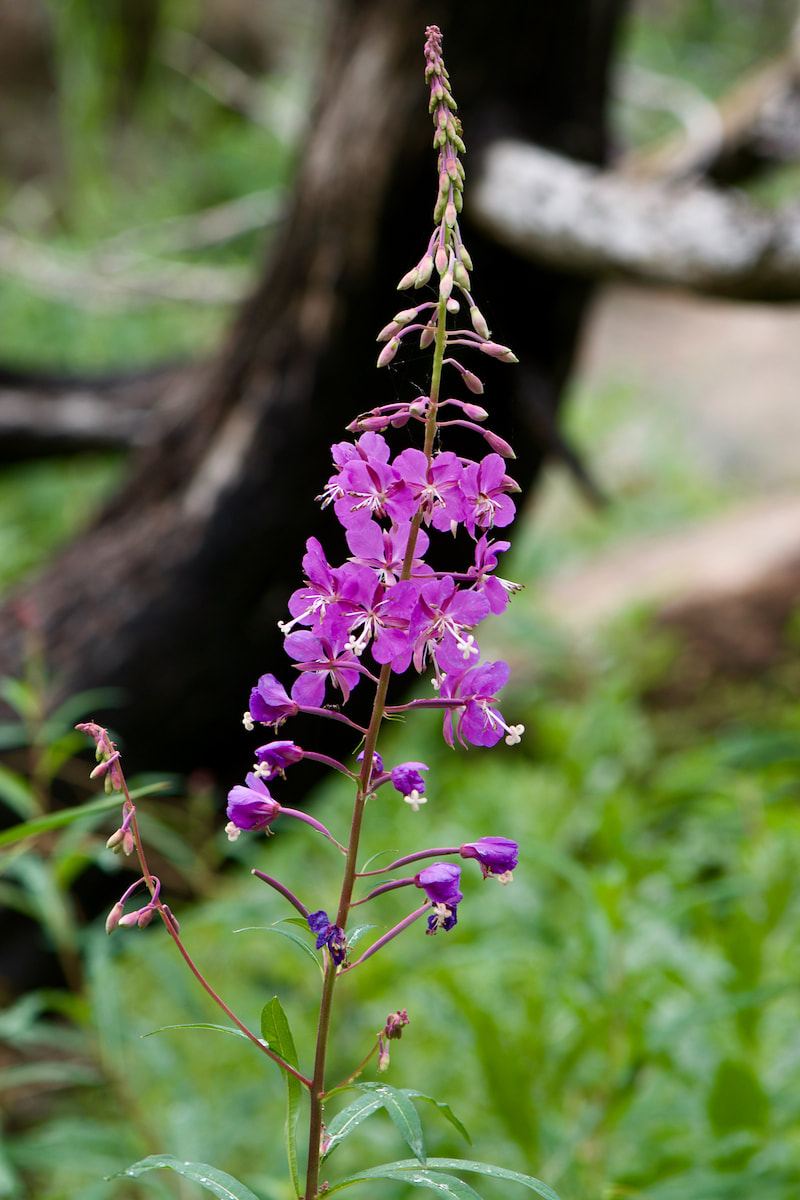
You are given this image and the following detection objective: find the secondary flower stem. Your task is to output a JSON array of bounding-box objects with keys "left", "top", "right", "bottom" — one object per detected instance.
[{"left": 339, "top": 903, "right": 430, "bottom": 973}]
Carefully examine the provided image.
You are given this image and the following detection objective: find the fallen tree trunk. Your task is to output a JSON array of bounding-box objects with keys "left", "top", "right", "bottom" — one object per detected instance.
[{"left": 0, "top": 0, "right": 627, "bottom": 781}]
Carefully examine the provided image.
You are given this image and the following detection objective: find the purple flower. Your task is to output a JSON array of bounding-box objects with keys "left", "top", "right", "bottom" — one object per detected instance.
[
  {"left": 440, "top": 660, "right": 524, "bottom": 749},
  {"left": 333, "top": 456, "right": 416, "bottom": 529},
  {"left": 254, "top": 740, "right": 303, "bottom": 780},
  {"left": 284, "top": 630, "right": 362, "bottom": 706},
  {"left": 357, "top": 749, "right": 384, "bottom": 778},
  {"left": 345, "top": 517, "right": 432, "bottom": 585},
  {"left": 415, "top": 862, "right": 462, "bottom": 934},
  {"left": 408, "top": 576, "right": 488, "bottom": 674},
  {"left": 460, "top": 837, "right": 519, "bottom": 881},
  {"left": 467, "top": 536, "right": 520, "bottom": 615},
  {"left": 308, "top": 910, "right": 347, "bottom": 965},
  {"left": 246, "top": 674, "right": 299, "bottom": 730},
  {"left": 461, "top": 454, "right": 516, "bottom": 534},
  {"left": 390, "top": 762, "right": 429, "bottom": 811},
  {"left": 225, "top": 772, "right": 281, "bottom": 840},
  {"left": 391, "top": 448, "right": 465, "bottom": 531}
]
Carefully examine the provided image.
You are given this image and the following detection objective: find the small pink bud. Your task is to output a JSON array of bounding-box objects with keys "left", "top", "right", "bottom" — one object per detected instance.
[
  {"left": 484, "top": 430, "right": 516, "bottom": 458},
  {"left": 137, "top": 907, "right": 156, "bottom": 929},
  {"left": 358, "top": 415, "right": 393, "bottom": 431},
  {"left": 397, "top": 266, "right": 418, "bottom": 290},
  {"left": 105, "top": 903, "right": 124, "bottom": 935},
  {"left": 439, "top": 272, "right": 453, "bottom": 300},
  {"left": 446, "top": 156, "right": 459, "bottom": 182},
  {"left": 435, "top": 246, "right": 448, "bottom": 274},
  {"left": 393, "top": 308, "right": 419, "bottom": 324},
  {"left": 501, "top": 472, "right": 521, "bottom": 492},
  {"left": 162, "top": 905, "right": 180, "bottom": 935},
  {"left": 463, "top": 371, "right": 484, "bottom": 394},
  {"left": 118, "top": 911, "right": 140, "bottom": 929},
  {"left": 470, "top": 307, "right": 490, "bottom": 339},
  {"left": 446, "top": 298, "right": 460, "bottom": 314},
  {"left": 377, "top": 338, "right": 400, "bottom": 368},
  {"left": 463, "top": 403, "right": 489, "bottom": 421},
  {"left": 420, "top": 327, "right": 436, "bottom": 349},
  {"left": 390, "top": 411, "right": 410, "bottom": 428},
  {"left": 478, "top": 341, "right": 518, "bottom": 362},
  {"left": 377, "top": 321, "right": 401, "bottom": 342},
  {"left": 409, "top": 396, "right": 429, "bottom": 416},
  {"left": 415, "top": 256, "right": 434, "bottom": 287},
  {"left": 454, "top": 263, "right": 470, "bottom": 290},
  {"left": 444, "top": 201, "right": 457, "bottom": 227}
]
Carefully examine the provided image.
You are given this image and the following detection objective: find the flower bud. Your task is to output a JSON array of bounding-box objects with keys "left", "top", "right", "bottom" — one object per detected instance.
[
  {"left": 444, "top": 201, "right": 457, "bottom": 227},
  {"left": 483, "top": 430, "right": 516, "bottom": 458},
  {"left": 377, "top": 338, "right": 400, "bottom": 368},
  {"left": 415, "top": 256, "right": 434, "bottom": 287},
  {"left": 460, "top": 246, "right": 473, "bottom": 270},
  {"left": 453, "top": 189, "right": 463, "bottom": 213},
  {"left": 377, "top": 321, "right": 402, "bottom": 342},
  {"left": 393, "top": 308, "right": 420, "bottom": 325},
  {"left": 463, "top": 370, "right": 484, "bottom": 394},
  {"left": 409, "top": 396, "right": 429, "bottom": 417},
  {"left": 454, "top": 263, "right": 470, "bottom": 290},
  {"left": 105, "top": 902, "right": 124, "bottom": 935},
  {"left": 435, "top": 246, "right": 448, "bottom": 275},
  {"left": 397, "top": 266, "right": 418, "bottom": 290},
  {"left": 439, "top": 272, "right": 453, "bottom": 300},
  {"left": 420, "top": 326, "right": 436, "bottom": 349},
  {"left": 478, "top": 341, "right": 518, "bottom": 362},
  {"left": 446, "top": 298, "right": 460, "bottom": 314},
  {"left": 358, "top": 414, "right": 393, "bottom": 432},
  {"left": 470, "top": 307, "right": 490, "bottom": 339},
  {"left": 462, "top": 403, "right": 488, "bottom": 421},
  {"left": 501, "top": 472, "right": 521, "bottom": 492}
]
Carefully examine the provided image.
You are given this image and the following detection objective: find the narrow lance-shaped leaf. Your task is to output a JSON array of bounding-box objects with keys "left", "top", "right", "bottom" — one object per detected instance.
[
  {"left": 326, "top": 1158, "right": 561, "bottom": 1200},
  {"left": 261, "top": 997, "right": 302, "bottom": 1198},
  {"left": 322, "top": 1093, "right": 385, "bottom": 1159},
  {"left": 112, "top": 1154, "right": 265, "bottom": 1200},
  {"left": 353, "top": 1083, "right": 426, "bottom": 1165}
]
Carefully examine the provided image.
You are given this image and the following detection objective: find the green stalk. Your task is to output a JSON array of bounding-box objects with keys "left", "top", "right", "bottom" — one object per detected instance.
[{"left": 304, "top": 284, "right": 451, "bottom": 1200}]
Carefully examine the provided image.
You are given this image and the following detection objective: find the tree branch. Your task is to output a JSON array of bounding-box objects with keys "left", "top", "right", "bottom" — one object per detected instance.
[{"left": 472, "top": 138, "right": 800, "bottom": 300}]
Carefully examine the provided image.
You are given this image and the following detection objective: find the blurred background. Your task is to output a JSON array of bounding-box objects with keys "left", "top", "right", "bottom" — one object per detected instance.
[{"left": 3, "top": 1, "right": 800, "bottom": 1198}]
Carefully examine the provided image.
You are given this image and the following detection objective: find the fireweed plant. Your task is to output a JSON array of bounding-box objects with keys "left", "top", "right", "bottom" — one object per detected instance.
[{"left": 78, "top": 27, "right": 557, "bottom": 1200}]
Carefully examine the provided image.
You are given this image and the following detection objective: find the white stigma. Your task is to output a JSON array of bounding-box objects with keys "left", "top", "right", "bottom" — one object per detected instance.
[
  {"left": 404, "top": 790, "right": 427, "bottom": 812},
  {"left": 504, "top": 724, "right": 525, "bottom": 746},
  {"left": 242, "top": 712, "right": 254, "bottom": 731}
]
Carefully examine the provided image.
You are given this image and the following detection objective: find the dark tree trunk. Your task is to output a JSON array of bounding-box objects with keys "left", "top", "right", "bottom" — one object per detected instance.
[{"left": 0, "top": 0, "right": 627, "bottom": 783}]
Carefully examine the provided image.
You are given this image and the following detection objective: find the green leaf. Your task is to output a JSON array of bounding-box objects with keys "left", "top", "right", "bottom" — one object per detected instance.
[
  {"left": 354, "top": 1083, "right": 426, "bottom": 1165},
  {"left": 346, "top": 924, "right": 380, "bottom": 947},
  {"left": 112, "top": 1154, "right": 264, "bottom": 1200},
  {"left": 326, "top": 1159, "right": 560, "bottom": 1200},
  {"left": 708, "top": 1058, "right": 769, "bottom": 1135},
  {"left": 322, "top": 1093, "right": 384, "bottom": 1158},
  {"left": 140, "top": 1023, "right": 257, "bottom": 1044},
  {"left": 235, "top": 924, "right": 322, "bottom": 974},
  {"left": 404, "top": 1091, "right": 472, "bottom": 1145},
  {"left": 260, "top": 998, "right": 302, "bottom": 1197},
  {"left": 0, "top": 781, "right": 169, "bottom": 850},
  {"left": 0, "top": 764, "right": 33, "bottom": 820},
  {"left": 329, "top": 1166, "right": 482, "bottom": 1200}
]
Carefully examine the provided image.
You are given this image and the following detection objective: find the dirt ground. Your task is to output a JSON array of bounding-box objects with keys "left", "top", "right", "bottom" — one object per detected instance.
[{"left": 539, "top": 282, "right": 800, "bottom": 630}]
